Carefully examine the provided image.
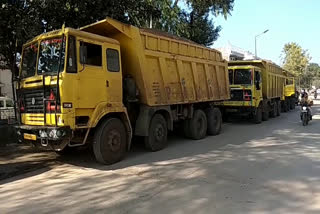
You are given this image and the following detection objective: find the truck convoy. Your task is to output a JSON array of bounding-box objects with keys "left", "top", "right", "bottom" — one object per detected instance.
[
  {"left": 218, "top": 60, "right": 295, "bottom": 123},
  {"left": 15, "top": 18, "right": 230, "bottom": 164}
]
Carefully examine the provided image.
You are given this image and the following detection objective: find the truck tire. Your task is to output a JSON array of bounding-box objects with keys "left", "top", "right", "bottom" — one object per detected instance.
[
  {"left": 206, "top": 108, "right": 222, "bottom": 136},
  {"left": 253, "top": 106, "right": 262, "bottom": 124},
  {"left": 189, "top": 109, "right": 207, "bottom": 140},
  {"left": 276, "top": 101, "right": 281, "bottom": 116},
  {"left": 93, "top": 118, "right": 127, "bottom": 165},
  {"left": 183, "top": 119, "right": 191, "bottom": 138},
  {"left": 290, "top": 98, "right": 295, "bottom": 110},
  {"left": 262, "top": 108, "right": 269, "bottom": 121},
  {"left": 270, "top": 103, "right": 276, "bottom": 118},
  {"left": 286, "top": 99, "right": 290, "bottom": 112},
  {"left": 144, "top": 114, "right": 168, "bottom": 152}
]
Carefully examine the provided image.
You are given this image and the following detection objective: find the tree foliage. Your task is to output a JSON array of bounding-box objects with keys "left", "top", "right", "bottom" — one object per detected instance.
[
  {"left": 282, "top": 42, "right": 310, "bottom": 76},
  {"left": 0, "top": 0, "right": 234, "bottom": 72}
]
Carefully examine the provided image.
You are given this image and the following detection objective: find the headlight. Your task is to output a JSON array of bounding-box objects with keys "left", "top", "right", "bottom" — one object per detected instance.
[{"left": 302, "top": 106, "right": 307, "bottom": 110}]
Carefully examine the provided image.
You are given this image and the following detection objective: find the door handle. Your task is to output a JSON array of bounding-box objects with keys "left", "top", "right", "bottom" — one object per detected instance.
[{"left": 106, "top": 80, "right": 109, "bottom": 87}]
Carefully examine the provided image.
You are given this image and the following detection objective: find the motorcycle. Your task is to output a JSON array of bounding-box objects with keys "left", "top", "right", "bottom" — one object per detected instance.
[{"left": 301, "top": 105, "right": 311, "bottom": 126}]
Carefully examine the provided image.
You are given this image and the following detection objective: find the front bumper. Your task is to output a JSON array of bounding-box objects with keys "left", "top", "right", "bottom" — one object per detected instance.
[{"left": 16, "top": 125, "right": 72, "bottom": 151}]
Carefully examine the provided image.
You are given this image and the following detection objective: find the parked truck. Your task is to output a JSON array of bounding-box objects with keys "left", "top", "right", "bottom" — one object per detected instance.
[
  {"left": 218, "top": 60, "right": 286, "bottom": 123},
  {"left": 283, "top": 71, "right": 296, "bottom": 111},
  {"left": 15, "top": 18, "right": 230, "bottom": 164}
]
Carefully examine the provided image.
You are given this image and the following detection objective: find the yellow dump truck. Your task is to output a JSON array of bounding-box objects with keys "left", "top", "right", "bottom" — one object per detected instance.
[
  {"left": 283, "top": 71, "right": 296, "bottom": 111},
  {"left": 218, "top": 60, "right": 286, "bottom": 123},
  {"left": 15, "top": 18, "right": 229, "bottom": 164}
]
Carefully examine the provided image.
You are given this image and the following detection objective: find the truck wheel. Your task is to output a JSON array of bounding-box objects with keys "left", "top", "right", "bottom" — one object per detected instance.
[
  {"left": 183, "top": 120, "right": 191, "bottom": 138},
  {"left": 206, "top": 108, "right": 222, "bottom": 136},
  {"left": 270, "top": 103, "right": 276, "bottom": 118},
  {"left": 262, "top": 109, "right": 269, "bottom": 121},
  {"left": 144, "top": 114, "right": 168, "bottom": 152},
  {"left": 276, "top": 101, "right": 281, "bottom": 116},
  {"left": 286, "top": 99, "right": 290, "bottom": 112},
  {"left": 93, "top": 118, "right": 127, "bottom": 165},
  {"left": 254, "top": 106, "right": 262, "bottom": 124},
  {"left": 290, "top": 98, "right": 295, "bottom": 110},
  {"left": 189, "top": 109, "right": 207, "bottom": 140}
]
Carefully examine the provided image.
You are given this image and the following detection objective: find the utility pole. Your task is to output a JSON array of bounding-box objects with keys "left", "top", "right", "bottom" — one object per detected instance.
[{"left": 255, "top": 29, "right": 269, "bottom": 59}]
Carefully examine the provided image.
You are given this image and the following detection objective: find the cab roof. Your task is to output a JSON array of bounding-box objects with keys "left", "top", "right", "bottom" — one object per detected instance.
[{"left": 24, "top": 27, "right": 119, "bottom": 47}]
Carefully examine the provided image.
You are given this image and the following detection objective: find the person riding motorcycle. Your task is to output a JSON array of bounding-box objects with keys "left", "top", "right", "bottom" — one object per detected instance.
[{"left": 300, "top": 93, "right": 313, "bottom": 120}]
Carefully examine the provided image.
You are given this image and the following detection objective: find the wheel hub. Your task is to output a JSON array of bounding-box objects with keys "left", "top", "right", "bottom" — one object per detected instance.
[{"left": 107, "top": 129, "right": 121, "bottom": 152}]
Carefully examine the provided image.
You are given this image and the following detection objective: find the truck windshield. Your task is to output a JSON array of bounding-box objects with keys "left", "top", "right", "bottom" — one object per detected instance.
[
  {"left": 21, "top": 43, "right": 38, "bottom": 78},
  {"left": 234, "top": 69, "right": 252, "bottom": 85},
  {"left": 37, "top": 37, "right": 65, "bottom": 75},
  {"left": 228, "top": 69, "right": 234, "bottom": 84}
]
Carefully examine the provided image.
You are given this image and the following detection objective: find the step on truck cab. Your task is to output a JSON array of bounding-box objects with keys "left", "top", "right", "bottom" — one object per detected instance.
[
  {"left": 15, "top": 18, "right": 230, "bottom": 164},
  {"left": 217, "top": 60, "right": 286, "bottom": 123}
]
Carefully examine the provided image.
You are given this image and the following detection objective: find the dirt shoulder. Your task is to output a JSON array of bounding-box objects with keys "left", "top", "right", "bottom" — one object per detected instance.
[{"left": 0, "top": 144, "right": 59, "bottom": 181}]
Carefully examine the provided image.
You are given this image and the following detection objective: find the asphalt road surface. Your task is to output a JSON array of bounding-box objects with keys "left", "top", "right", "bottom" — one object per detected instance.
[{"left": 1, "top": 102, "right": 320, "bottom": 214}]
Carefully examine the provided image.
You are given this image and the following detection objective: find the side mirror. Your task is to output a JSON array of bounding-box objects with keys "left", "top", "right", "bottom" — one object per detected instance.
[{"left": 80, "top": 45, "right": 87, "bottom": 64}]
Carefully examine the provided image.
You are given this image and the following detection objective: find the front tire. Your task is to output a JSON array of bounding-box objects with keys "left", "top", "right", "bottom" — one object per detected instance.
[
  {"left": 144, "top": 114, "right": 168, "bottom": 152},
  {"left": 93, "top": 118, "right": 127, "bottom": 165},
  {"left": 253, "top": 106, "right": 262, "bottom": 124}
]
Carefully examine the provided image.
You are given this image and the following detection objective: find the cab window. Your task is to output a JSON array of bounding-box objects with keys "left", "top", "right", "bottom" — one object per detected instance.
[
  {"left": 0, "top": 100, "right": 4, "bottom": 108},
  {"left": 67, "top": 36, "right": 77, "bottom": 73},
  {"left": 80, "top": 42, "right": 102, "bottom": 66},
  {"left": 106, "top": 49, "right": 120, "bottom": 72}
]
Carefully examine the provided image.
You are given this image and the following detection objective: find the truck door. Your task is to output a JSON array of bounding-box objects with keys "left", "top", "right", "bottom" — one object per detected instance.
[
  {"left": 254, "top": 69, "right": 262, "bottom": 103},
  {"left": 77, "top": 39, "right": 107, "bottom": 108},
  {"left": 103, "top": 45, "right": 122, "bottom": 104},
  {"left": 77, "top": 39, "right": 122, "bottom": 109}
]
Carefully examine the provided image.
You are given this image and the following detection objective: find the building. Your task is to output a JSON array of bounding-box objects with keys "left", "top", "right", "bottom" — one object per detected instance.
[
  {"left": 0, "top": 69, "right": 13, "bottom": 99},
  {"left": 217, "top": 42, "right": 256, "bottom": 61}
]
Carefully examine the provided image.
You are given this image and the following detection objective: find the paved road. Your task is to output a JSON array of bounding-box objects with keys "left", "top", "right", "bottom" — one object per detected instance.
[{"left": 1, "top": 103, "right": 320, "bottom": 214}]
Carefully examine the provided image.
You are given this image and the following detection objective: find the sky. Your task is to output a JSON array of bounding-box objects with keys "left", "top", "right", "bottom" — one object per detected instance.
[{"left": 211, "top": 0, "right": 320, "bottom": 65}]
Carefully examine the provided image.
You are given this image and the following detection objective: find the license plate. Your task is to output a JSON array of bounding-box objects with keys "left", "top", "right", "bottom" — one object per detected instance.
[{"left": 24, "top": 133, "right": 37, "bottom": 141}]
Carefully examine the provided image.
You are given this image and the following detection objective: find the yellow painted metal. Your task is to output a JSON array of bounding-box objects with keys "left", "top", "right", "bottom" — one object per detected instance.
[
  {"left": 284, "top": 71, "right": 296, "bottom": 97},
  {"left": 220, "top": 60, "right": 287, "bottom": 109},
  {"left": 18, "top": 18, "right": 229, "bottom": 131},
  {"left": 229, "top": 60, "right": 285, "bottom": 99},
  {"left": 81, "top": 18, "right": 230, "bottom": 106}
]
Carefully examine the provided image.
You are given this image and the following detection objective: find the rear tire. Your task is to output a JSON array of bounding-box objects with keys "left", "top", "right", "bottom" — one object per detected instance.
[
  {"left": 93, "top": 118, "right": 127, "bottom": 165},
  {"left": 286, "top": 99, "right": 290, "bottom": 112},
  {"left": 206, "top": 108, "right": 222, "bottom": 136},
  {"left": 253, "top": 106, "right": 262, "bottom": 124},
  {"left": 270, "top": 103, "right": 277, "bottom": 118},
  {"left": 276, "top": 101, "right": 281, "bottom": 116},
  {"left": 189, "top": 109, "right": 207, "bottom": 140},
  {"left": 262, "top": 105, "right": 269, "bottom": 121},
  {"left": 290, "top": 98, "right": 295, "bottom": 110},
  {"left": 144, "top": 114, "right": 168, "bottom": 152}
]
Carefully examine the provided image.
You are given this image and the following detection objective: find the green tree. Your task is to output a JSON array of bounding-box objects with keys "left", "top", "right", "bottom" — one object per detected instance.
[
  {"left": 0, "top": 0, "right": 234, "bottom": 72},
  {"left": 282, "top": 42, "right": 310, "bottom": 76}
]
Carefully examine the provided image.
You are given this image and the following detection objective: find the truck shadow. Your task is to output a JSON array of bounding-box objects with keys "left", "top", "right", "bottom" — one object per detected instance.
[
  {"left": 0, "top": 104, "right": 318, "bottom": 185},
  {"left": 55, "top": 105, "right": 314, "bottom": 171}
]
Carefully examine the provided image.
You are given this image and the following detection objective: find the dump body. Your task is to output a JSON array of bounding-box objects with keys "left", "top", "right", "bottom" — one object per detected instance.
[
  {"left": 228, "top": 60, "right": 285, "bottom": 100},
  {"left": 81, "top": 19, "right": 230, "bottom": 106}
]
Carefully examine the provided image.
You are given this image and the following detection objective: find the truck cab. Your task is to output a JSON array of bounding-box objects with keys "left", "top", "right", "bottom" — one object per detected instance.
[
  {"left": 222, "top": 65, "right": 262, "bottom": 117},
  {"left": 16, "top": 27, "right": 131, "bottom": 162}
]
